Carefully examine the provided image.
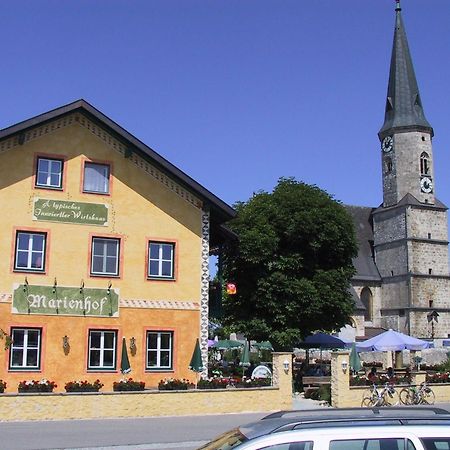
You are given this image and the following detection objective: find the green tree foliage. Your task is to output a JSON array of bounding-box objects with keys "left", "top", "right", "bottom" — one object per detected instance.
[{"left": 221, "top": 177, "right": 358, "bottom": 350}]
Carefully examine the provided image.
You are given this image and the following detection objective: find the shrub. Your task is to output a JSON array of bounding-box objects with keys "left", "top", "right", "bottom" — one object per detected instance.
[
  {"left": 426, "top": 372, "right": 450, "bottom": 384},
  {"left": 158, "top": 378, "right": 194, "bottom": 390},
  {"left": 65, "top": 379, "right": 103, "bottom": 392},
  {"left": 197, "top": 378, "right": 230, "bottom": 389},
  {"left": 113, "top": 378, "right": 145, "bottom": 391},
  {"left": 0, "top": 380, "right": 6, "bottom": 393},
  {"left": 18, "top": 379, "right": 57, "bottom": 393}
]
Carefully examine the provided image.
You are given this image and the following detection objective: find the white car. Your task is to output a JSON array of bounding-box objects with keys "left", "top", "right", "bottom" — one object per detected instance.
[{"left": 198, "top": 407, "right": 450, "bottom": 450}]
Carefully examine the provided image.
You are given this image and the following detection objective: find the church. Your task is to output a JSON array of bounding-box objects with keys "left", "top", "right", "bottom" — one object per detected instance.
[{"left": 347, "top": 1, "right": 450, "bottom": 341}]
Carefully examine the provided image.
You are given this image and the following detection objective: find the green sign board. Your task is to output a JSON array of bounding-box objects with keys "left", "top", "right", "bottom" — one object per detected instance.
[
  {"left": 33, "top": 198, "right": 108, "bottom": 226},
  {"left": 12, "top": 284, "right": 119, "bottom": 317}
]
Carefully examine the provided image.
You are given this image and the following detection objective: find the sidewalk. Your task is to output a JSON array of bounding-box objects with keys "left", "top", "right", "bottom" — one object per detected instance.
[{"left": 292, "top": 392, "right": 331, "bottom": 410}]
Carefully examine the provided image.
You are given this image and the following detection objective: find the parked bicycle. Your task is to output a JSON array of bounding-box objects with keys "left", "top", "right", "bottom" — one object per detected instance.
[
  {"left": 399, "top": 382, "right": 435, "bottom": 405},
  {"left": 361, "top": 383, "right": 399, "bottom": 407}
]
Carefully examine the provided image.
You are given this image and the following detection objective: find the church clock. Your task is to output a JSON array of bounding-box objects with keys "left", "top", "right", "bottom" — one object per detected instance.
[
  {"left": 381, "top": 135, "right": 393, "bottom": 152},
  {"left": 420, "top": 176, "right": 433, "bottom": 193}
]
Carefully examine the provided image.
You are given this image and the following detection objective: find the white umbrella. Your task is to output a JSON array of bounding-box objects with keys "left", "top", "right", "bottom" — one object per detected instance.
[{"left": 356, "top": 329, "right": 430, "bottom": 352}]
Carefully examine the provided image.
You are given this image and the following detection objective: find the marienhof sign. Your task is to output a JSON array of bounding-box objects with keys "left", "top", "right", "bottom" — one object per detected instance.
[
  {"left": 12, "top": 284, "right": 119, "bottom": 317},
  {"left": 33, "top": 198, "right": 108, "bottom": 226}
]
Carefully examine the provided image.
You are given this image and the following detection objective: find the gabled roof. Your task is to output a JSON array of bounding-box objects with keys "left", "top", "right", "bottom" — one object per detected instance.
[
  {"left": 0, "top": 99, "right": 236, "bottom": 241},
  {"left": 379, "top": 2, "right": 433, "bottom": 137},
  {"left": 345, "top": 205, "right": 381, "bottom": 282}
]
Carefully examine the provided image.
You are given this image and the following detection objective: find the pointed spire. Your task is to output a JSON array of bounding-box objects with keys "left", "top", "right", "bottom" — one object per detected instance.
[{"left": 379, "top": 1, "right": 433, "bottom": 137}]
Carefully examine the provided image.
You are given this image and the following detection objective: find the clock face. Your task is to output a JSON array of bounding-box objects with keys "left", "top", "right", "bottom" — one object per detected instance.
[
  {"left": 420, "top": 176, "right": 433, "bottom": 194},
  {"left": 381, "top": 136, "right": 393, "bottom": 153}
]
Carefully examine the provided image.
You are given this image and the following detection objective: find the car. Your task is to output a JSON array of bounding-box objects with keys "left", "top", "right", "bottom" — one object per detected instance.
[{"left": 197, "top": 407, "right": 450, "bottom": 450}]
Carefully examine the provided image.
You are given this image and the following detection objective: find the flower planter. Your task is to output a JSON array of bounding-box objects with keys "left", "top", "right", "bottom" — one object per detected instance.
[
  {"left": 113, "top": 378, "right": 145, "bottom": 391},
  {"left": 65, "top": 380, "right": 103, "bottom": 393},
  {"left": 18, "top": 379, "right": 57, "bottom": 393}
]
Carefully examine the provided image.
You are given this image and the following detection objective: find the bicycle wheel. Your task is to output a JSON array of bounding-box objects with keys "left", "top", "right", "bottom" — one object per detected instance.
[
  {"left": 421, "top": 388, "right": 436, "bottom": 405},
  {"left": 383, "top": 387, "right": 399, "bottom": 406},
  {"left": 399, "top": 388, "right": 413, "bottom": 405},
  {"left": 361, "top": 396, "right": 375, "bottom": 407}
]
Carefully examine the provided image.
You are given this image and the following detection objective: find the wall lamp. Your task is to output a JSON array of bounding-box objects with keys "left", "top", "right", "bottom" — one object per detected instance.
[
  {"left": 62, "top": 335, "right": 70, "bottom": 355},
  {"left": 283, "top": 359, "right": 290, "bottom": 373},
  {"left": 130, "top": 337, "right": 137, "bottom": 356},
  {"left": 341, "top": 360, "right": 349, "bottom": 373}
]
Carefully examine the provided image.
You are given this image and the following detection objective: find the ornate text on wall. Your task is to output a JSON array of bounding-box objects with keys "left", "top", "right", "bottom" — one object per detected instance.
[
  {"left": 12, "top": 284, "right": 119, "bottom": 317},
  {"left": 33, "top": 198, "right": 108, "bottom": 226}
]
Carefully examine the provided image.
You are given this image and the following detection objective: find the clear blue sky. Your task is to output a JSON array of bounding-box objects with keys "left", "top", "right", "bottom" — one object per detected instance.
[{"left": 1, "top": 0, "right": 449, "bottom": 209}]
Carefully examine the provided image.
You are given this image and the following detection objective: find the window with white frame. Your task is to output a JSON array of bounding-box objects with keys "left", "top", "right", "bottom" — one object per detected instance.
[
  {"left": 9, "top": 328, "right": 42, "bottom": 370},
  {"left": 91, "top": 237, "right": 120, "bottom": 276},
  {"left": 146, "top": 331, "right": 173, "bottom": 370},
  {"left": 148, "top": 242, "right": 175, "bottom": 279},
  {"left": 88, "top": 330, "right": 117, "bottom": 370},
  {"left": 36, "top": 157, "right": 63, "bottom": 189},
  {"left": 14, "top": 231, "right": 47, "bottom": 272},
  {"left": 83, "top": 162, "right": 110, "bottom": 194}
]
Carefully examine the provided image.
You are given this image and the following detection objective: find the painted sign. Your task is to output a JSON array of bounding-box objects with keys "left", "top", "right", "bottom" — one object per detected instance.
[
  {"left": 33, "top": 198, "right": 108, "bottom": 226},
  {"left": 12, "top": 284, "right": 119, "bottom": 317}
]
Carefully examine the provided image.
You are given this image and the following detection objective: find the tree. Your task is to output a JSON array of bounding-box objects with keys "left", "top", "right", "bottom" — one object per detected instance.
[{"left": 221, "top": 177, "right": 358, "bottom": 350}]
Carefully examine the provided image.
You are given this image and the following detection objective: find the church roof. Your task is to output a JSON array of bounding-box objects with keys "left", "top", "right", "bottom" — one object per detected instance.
[
  {"left": 345, "top": 205, "right": 381, "bottom": 282},
  {"left": 379, "top": 1, "right": 433, "bottom": 137},
  {"left": 373, "top": 193, "right": 448, "bottom": 214}
]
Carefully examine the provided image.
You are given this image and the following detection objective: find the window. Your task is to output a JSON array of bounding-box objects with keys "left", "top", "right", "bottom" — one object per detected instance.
[
  {"left": 360, "top": 287, "right": 373, "bottom": 321},
  {"left": 91, "top": 237, "right": 120, "bottom": 276},
  {"left": 36, "top": 157, "right": 63, "bottom": 189},
  {"left": 148, "top": 242, "right": 175, "bottom": 279},
  {"left": 385, "top": 157, "right": 393, "bottom": 173},
  {"left": 421, "top": 438, "right": 450, "bottom": 450},
  {"left": 88, "top": 330, "right": 117, "bottom": 370},
  {"left": 14, "top": 231, "right": 46, "bottom": 272},
  {"left": 420, "top": 152, "right": 430, "bottom": 175},
  {"left": 330, "top": 438, "right": 412, "bottom": 450},
  {"left": 146, "top": 331, "right": 173, "bottom": 370},
  {"left": 83, "top": 162, "right": 110, "bottom": 194},
  {"left": 9, "top": 328, "right": 41, "bottom": 370}
]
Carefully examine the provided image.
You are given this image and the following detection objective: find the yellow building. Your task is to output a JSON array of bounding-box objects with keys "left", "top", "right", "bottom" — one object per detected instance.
[{"left": 0, "top": 100, "right": 235, "bottom": 392}]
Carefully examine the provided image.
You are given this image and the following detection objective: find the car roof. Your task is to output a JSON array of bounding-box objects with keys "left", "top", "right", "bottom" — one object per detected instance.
[
  {"left": 238, "top": 424, "right": 450, "bottom": 450},
  {"left": 238, "top": 407, "right": 450, "bottom": 440}
]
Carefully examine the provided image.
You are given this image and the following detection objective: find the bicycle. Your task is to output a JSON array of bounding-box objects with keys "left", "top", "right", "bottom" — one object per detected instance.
[
  {"left": 361, "top": 383, "right": 399, "bottom": 407},
  {"left": 399, "top": 382, "right": 435, "bottom": 405}
]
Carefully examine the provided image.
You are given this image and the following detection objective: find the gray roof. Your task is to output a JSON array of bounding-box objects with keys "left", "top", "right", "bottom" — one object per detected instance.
[
  {"left": 0, "top": 99, "right": 236, "bottom": 246},
  {"left": 373, "top": 193, "right": 448, "bottom": 214},
  {"left": 345, "top": 205, "right": 381, "bottom": 282},
  {"left": 379, "top": 3, "right": 433, "bottom": 137}
]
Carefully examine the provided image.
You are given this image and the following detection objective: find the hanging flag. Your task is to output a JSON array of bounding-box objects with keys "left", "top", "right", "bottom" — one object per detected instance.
[{"left": 226, "top": 282, "right": 237, "bottom": 295}]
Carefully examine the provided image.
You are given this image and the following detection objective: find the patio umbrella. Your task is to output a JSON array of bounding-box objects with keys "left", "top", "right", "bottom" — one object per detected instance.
[
  {"left": 189, "top": 338, "right": 204, "bottom": 388},
  {"left": 211, "top": 339, "right": 244, "bottom": 350},
  {"left": 297, "top": 332, "right": 346, "bottom": 349},
  {"left": 120, "top": 337, "right": 131, "bottom": 374},
  {"left": 349, "top": 342, "right": 362, "bottom": 373},
  {"left": 240, "top": 341, "right": 251, "bottom": 376},
  {"left": 356, "top": 329, "right": 431, "bottom": 352},
  {"left": 189, "top": 338, "right": 204, "bottom": 372},
  {"left": 253, "top": 341, "right": 273, "bottom": 351}
]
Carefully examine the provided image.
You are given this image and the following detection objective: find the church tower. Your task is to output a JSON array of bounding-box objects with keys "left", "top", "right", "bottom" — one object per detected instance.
[{"left": 372, "top": 0, "right": 450, "bottom": 337}]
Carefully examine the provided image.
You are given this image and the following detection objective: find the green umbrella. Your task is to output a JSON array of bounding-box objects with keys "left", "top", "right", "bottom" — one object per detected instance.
[
  {"left": 120, "top": 337, "right": 131, "bottom": 374},
  {"left": 211, "top": 339, "right": 244, "bottom": 350},
  {"left": 349, "top": 342, "right": 362, "bottom": 373},
  {"left": 189, "top": 338, "right": 204, "bottom": 372},
  {"left": 254, "top": 341, "right": 273, "bottom": 351},
  {"left": 240, "top": 341, "right": 251, "bottom": 367}
]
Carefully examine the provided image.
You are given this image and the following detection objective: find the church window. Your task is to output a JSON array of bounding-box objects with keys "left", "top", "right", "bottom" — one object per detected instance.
[
  {"left": 428, "top": 233, "right": 432, "bottom": 239},
  {"left": 421, "top": 136, "right": 426, "bottom": 141},
  {"left": 360, "top": 287, "right": 373, "bottom": 321},
  {"left": 420, "top": 152, "right": 430, "bottom": 175},
  {"left": 385, "top": 157, "right": 393, "bottom": 173},
  {"left": 429, "top": 268, "right": 432, "bottom": 275}
]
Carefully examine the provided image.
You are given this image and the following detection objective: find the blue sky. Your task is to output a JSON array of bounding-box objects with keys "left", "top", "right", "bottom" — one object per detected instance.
[{"left": 1, "top": 0, "right": 449, "bottom": 209}]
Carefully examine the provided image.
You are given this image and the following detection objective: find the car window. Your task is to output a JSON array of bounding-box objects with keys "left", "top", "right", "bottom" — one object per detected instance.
[
  {"left": 329, "top": 438, "right": 412, "bottom": 450},
  {"left": 197, "top": 428, "right": 248, "bottom": 450},
  {"left": 261, "top": 442, "right": 313, "bottom": 450},
  {"left": 420, "top": 438, "right": 450, "bottom": 450}
]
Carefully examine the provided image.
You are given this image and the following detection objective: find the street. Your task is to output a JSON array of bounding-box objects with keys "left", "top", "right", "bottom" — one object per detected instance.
[{"left": 1, "top": 402, "right": 449, "bottom": 450}]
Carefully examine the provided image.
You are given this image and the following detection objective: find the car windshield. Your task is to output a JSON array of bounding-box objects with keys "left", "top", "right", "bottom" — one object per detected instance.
[{"left": 197, "top": 428, "right": 248, "bottom": 450}]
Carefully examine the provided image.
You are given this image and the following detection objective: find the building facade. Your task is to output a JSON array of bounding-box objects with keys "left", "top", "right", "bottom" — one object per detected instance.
[
  {"left": 0, "top": 100, "right": 234, "bottom": 391},
  {"left": 348, "top": 2, "right": 450, "bottom": 339}
]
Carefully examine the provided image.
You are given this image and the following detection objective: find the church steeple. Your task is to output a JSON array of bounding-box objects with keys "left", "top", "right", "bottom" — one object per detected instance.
[{"left": 379, "top": 0, "right": 433, "bottom": 138}]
